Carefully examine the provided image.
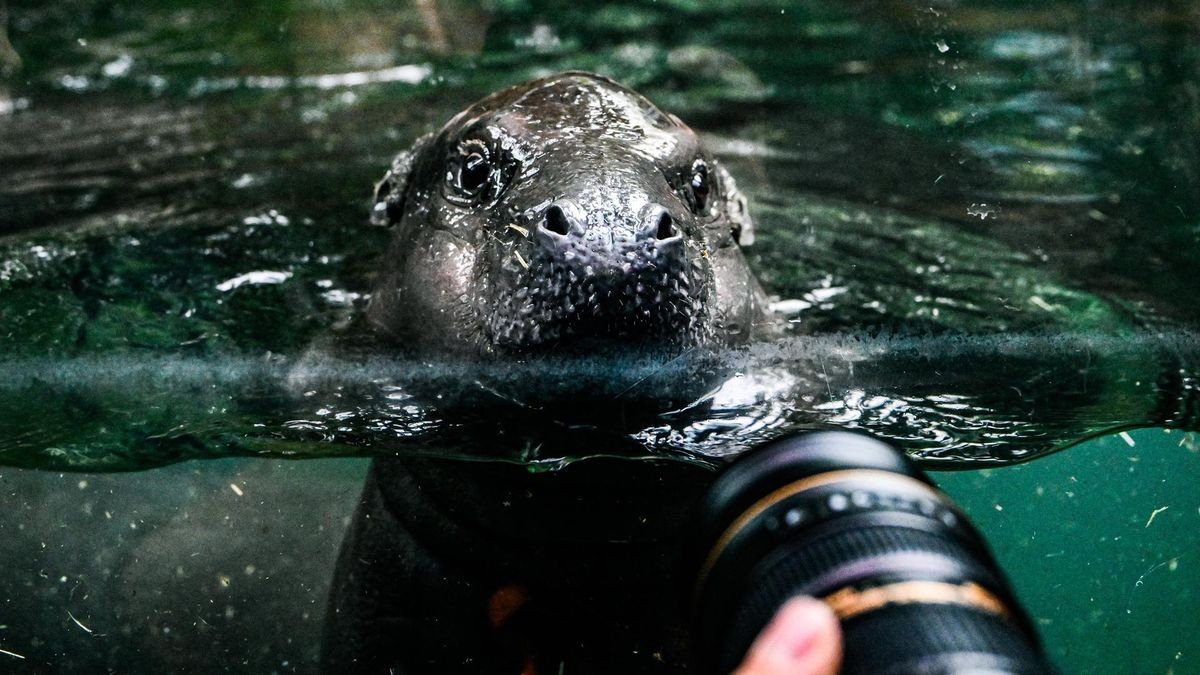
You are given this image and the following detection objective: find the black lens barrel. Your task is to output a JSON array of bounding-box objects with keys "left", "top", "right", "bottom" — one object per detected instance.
[{"left": 690, "top": 432, "right": 1051, "bottom": 675}]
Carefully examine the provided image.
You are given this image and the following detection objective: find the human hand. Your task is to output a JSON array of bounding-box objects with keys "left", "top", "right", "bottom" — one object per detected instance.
[{"left": 731, "top": 597, "right": 842, "bottom": 675}]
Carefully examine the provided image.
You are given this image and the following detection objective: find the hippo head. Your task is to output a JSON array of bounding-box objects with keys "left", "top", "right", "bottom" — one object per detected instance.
[{"left": 368, "top": 72, "right": 766, "bottom": 357}]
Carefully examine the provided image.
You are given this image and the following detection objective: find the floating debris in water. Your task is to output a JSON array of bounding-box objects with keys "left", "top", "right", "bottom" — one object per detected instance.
[
  {"left": 1179, "top": 432, "right": 1199, "bottom": 452},
  {"left": 229, "top": 483, "right": 244, "bottom": 497},
  {"left": 1145, "top": 506, "right": 1168, "bottom": 528},
  {"left": 67, "top": 610, "right": 92, "bottom": 634},
  {"left": 0, "top": 648, "right": 24, "bottom": 660},
  {"left": 1135, "top": 556, "right": 1182, "bottom": 587},
  {"left": 1119, "top": 431, "right": 1136, "bottom": 447}
]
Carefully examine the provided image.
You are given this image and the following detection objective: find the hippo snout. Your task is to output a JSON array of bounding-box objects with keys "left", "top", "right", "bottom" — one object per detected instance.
[
  {"left": 538, "top": 201, "right": 679, "bottom": 242},
  {"left": 533, "top": 199, "right": 684, "bottom": 277}
]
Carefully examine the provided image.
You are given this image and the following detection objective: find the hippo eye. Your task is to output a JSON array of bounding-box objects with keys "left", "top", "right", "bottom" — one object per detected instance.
[
  {"left": 458, "top": 152, "right": 491, "bottom": 195},
  {"left": 447, "top": 140, "right": 517, "bottom": 207},
  {"left": 689, "top": 160, "right": 711, "bottom": 213}
]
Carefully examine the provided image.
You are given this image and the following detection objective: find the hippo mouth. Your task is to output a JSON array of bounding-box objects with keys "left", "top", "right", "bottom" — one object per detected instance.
[
  {"left": 484, "top": 234, "right": 711, "bottom": 352},
  {"left": 484, "top": 278, "right": 709, "bottom": 352}
]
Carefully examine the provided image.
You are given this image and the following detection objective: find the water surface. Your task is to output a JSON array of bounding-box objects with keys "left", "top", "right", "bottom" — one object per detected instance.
[{"left": 2, "top": 1, "right": 1199, "bottom": 470}]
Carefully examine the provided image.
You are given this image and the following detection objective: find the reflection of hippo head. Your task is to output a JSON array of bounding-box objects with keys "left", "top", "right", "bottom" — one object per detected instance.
[{"left": 368, "top": 71, "right": 767, "bottom": 356}]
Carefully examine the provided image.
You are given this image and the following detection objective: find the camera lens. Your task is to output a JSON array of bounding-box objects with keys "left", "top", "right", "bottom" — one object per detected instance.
[{"left": 690, "top": 431, "right": 1051, "bottom": 674}]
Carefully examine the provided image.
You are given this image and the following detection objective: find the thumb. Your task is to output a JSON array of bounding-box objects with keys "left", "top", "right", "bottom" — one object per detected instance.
[{"left": 732, "top": 597, "right": 842, "bottom": 675}]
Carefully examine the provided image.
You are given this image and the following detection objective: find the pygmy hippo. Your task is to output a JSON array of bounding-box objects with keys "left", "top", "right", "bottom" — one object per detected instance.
[{"left": 324, "top": 71, "right": 773, "bottom": 674}]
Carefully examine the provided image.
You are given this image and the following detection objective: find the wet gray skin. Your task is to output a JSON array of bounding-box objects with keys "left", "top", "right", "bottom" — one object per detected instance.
[{"left": 366, "top": 71, "right": 770, "bottom": 356}]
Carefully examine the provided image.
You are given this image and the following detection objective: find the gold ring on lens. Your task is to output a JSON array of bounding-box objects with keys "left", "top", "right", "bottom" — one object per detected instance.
[{"left": 823, "top": 580, "right": 1011, "bottom": 620}]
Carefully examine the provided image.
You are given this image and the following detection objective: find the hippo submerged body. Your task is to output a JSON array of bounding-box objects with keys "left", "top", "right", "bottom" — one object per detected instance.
[{"left": 323, "top": 73, "right": 771, "bottom": 673}]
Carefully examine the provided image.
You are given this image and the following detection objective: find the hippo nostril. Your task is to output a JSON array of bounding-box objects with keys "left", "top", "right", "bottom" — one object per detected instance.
[
  {"left": 655, "top": 212, "right": 675, "bottom": 240},
  {"left": 544, "top": 205, "right": 571, "bottom": 236},
  {"left": 640, "top": 204, "right": 679, "bottom": 243}
]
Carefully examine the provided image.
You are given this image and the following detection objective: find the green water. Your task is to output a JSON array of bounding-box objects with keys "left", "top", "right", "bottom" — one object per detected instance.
[
  {"left": 1, "top": 0, "right": 1198, "bottom": 672},
  {"left": 939, "top": 428, "right": 1200, "bottom": 674}
]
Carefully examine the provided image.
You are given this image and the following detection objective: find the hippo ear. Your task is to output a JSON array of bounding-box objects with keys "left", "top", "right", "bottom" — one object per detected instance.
[
  {"left": 371, "top": 132, "right": 434, "bottom": 227},
  {"left": 716, "top": 163, "right": 755, "bottom": 247}
]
